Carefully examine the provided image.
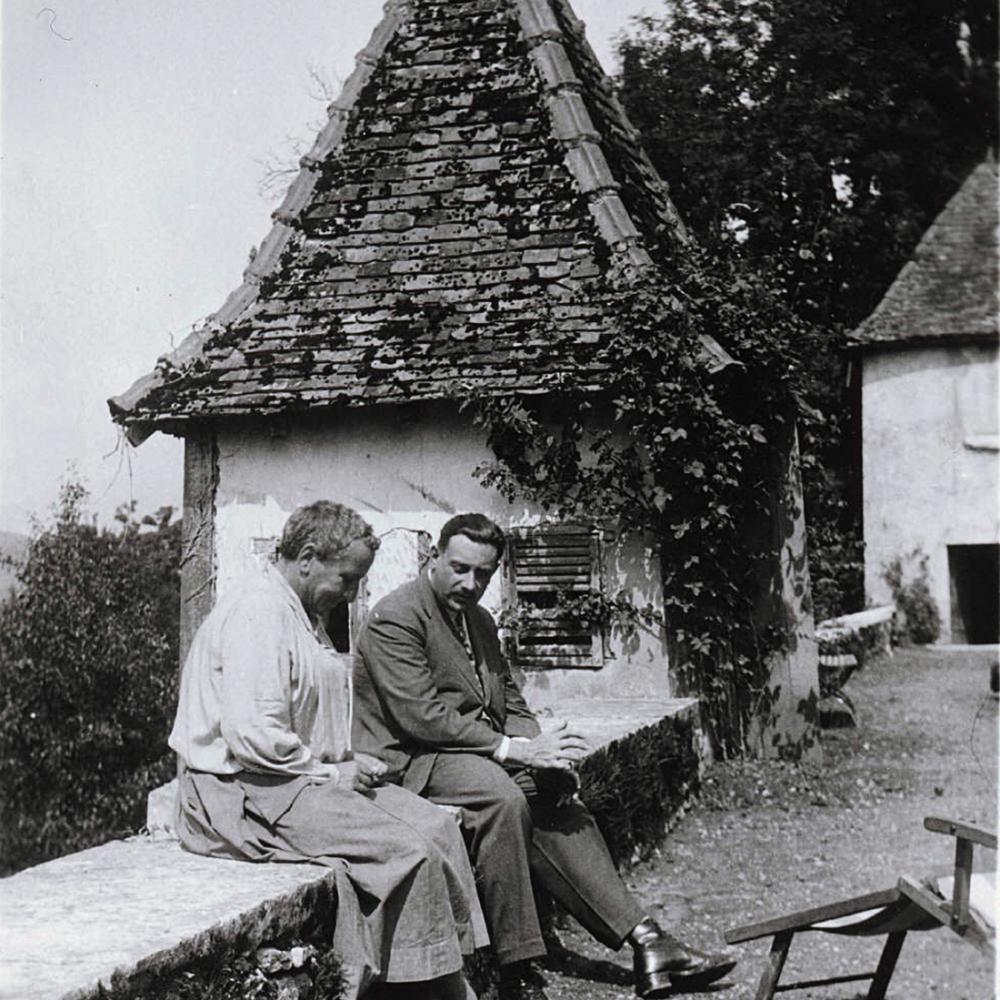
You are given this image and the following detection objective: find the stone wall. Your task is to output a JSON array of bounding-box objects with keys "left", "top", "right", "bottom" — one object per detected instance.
[{"left": 1, "top": 700, "right": 700, "bottom": 1000}]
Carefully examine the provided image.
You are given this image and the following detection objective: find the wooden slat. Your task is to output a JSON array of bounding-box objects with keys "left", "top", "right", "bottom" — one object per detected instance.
[
  {"left": 516, "top": 552, "right": 589, "bottom": 565},
  {"left": 520, "top": 633, "right": 589, "bottom": 640},
  {"left": 514, "top": 521, "right": 591, "bottom": 537},
  {"left": 515, "top": 561, "right": 589, "bottom": 573},
  {"left": 516, "top": 538, "right": 591, "bottom": 551},
  {"left": 514, "top": 535, "right": 590, "bottom": 551},
  {"left": 868, "top": 931, "right": 907, "bottom": 1000},
  {"left": 521, "top": 657, "right": 601, "bottom": 669},
  {"left": 180, "top": 427, "right": 218, "bottom": 669},
  {"left": 755, "top": 931, "right": 792, "bottom": 1000},
  {"left": 515, "top": 554, "right": 591, "bottom": 567},
  {"left": 519, "top": 620, "right": 589, "bottom": 633},
  {"left": 725, "top": 889, "right": 901, "bottom": 944},
  {"left": 518, "top": 648, "right": 591, "bottom": 660},
  {"left": 924, "top": 817, "right": 998, "bottom": 849},
  {"left": 519, "top": 623, "right": 590, "bottom": 635}
]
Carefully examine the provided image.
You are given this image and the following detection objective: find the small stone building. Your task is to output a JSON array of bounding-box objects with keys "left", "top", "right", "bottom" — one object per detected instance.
[
  {"left": 851, "top": 157, "right": 999, "bottom": 644},
  {"left": 111, "top": 0, "right": 818, "bottom": 749}
]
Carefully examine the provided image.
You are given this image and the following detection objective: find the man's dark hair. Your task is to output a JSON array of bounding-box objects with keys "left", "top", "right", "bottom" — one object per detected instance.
[
  {"left": 437, "top": 513, "right": 506, "bottom": 558},
  {"left": 278, "top": 501, "right": 380, "bottom": 562}
]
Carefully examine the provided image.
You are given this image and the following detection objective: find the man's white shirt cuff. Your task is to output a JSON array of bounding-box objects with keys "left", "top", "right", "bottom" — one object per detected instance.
[
  {"left": 492, "top": 736, "right": 512, "bottom": 762},
  {"left": 492, "top": 735, "right": 531, "bottom": 763}
]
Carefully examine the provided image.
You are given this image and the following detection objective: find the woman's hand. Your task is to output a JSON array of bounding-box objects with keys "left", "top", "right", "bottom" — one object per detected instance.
[{"left": 324, "top": 753, "right": 388, "bottom": 794}]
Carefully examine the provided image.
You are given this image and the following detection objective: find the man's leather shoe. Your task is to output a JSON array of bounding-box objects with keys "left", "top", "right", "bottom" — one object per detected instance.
[
  {"left": 498, "top": 962, "right": 549, "bottom": 1000},
  {"left": 633, "top": 929, "right": 736, "bottom": 997}
]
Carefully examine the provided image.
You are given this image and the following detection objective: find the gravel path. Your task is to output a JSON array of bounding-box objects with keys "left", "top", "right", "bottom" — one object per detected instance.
[{"left": 540, "top": 646, "right": 997, "bottom": 1000}]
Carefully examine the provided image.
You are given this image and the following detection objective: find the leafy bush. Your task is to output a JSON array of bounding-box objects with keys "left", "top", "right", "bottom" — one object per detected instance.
[
  {"left": 0, "top": 481, "right": 181, "bottom": 874},
  {"left": 883, "top": 550, "right": 941, "bottom": 646}
]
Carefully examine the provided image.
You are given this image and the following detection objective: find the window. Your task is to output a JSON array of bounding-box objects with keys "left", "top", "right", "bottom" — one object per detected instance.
[{"left": 503, "top": 523, "right": 605, "bottom": 670}]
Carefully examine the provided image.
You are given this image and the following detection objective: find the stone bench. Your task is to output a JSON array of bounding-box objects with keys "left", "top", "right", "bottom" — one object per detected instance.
[
  {"left": 0, "top": 697, "right": 700, "bottom": 1000},
  {"left": 815, "top": 606, "right": 894, "bottom": 727},
  {"left": 816, "top": 605, "right": 895, "bottom": 664}
]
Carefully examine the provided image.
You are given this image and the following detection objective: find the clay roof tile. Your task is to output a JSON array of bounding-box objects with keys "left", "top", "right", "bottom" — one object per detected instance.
[{"left": 110, "top": 0, "right": 715, "bottom": 442}]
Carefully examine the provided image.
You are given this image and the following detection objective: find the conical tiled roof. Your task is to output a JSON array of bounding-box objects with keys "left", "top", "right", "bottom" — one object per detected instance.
[
  {"left": 852, "top": 157, "right": 998, "bottom": 348},
  {"left": 110, "top": 0, "right": 700, "bottom": 440}
]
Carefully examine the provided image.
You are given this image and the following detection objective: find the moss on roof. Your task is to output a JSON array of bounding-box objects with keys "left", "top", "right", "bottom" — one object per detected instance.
[{"left": 109, "top": 0, "right": 694, "bottom": 439}]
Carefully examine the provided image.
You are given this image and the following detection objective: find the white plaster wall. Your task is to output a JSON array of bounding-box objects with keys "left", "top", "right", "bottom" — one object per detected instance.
[
  {"left": 862, "top": 344, "right": 999, "bottom": 640},
  {"left": 212, "top": 402, "right": 670, "bottom": 704}
]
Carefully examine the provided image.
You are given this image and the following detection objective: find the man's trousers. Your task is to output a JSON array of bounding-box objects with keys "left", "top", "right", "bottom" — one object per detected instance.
[{"left": 420, "top": 752, "right": 646, "bottom": 966}]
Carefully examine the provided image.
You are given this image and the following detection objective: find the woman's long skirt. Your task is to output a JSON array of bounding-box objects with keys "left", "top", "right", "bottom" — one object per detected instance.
[{"left": 176, "top": 767, "right": 489, "bottom": 997}]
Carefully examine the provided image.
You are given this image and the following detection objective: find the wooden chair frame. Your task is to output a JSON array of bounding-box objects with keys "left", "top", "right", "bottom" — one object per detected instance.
[{"left": 725, "top": 816, "right": 996, "bottom": 1000}]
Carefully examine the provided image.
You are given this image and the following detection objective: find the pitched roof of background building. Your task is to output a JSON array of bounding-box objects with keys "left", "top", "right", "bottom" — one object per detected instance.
[
  {"left": 109, "top": 0, "right": 710, "bottom": 442},
  {"left": 851, "top": 157, "right": 999, "bottom": 349}
]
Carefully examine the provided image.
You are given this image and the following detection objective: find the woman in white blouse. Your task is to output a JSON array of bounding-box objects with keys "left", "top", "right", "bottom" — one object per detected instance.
[{"left": 170, "top": 501, "right": 486, "bottom": 999}]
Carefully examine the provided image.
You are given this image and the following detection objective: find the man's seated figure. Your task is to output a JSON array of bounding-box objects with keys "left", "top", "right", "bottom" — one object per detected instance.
[
  {"left": 170, "top": 501, "right": 486, "bottom": 1000},
  {"left": 353, "top": 513, "right": 736, "bottom": 999}
]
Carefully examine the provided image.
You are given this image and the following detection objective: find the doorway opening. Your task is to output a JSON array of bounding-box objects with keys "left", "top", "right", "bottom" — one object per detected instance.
[{"left": 948, "top": 544, "right": 1000, "bottom": 644}]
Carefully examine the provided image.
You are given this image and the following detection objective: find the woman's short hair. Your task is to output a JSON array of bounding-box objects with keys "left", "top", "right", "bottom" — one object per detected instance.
[
  {"left": 278, "top": 501, "right": 380, "bottom": 562},
  {"left": 437, "top": 513, "right": 506, "bottom": 558}
]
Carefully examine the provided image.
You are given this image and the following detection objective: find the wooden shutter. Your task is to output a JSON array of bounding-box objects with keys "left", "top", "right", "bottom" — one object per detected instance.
[{"left": 505, "top": 524, "right": 604, "bottom": 670}]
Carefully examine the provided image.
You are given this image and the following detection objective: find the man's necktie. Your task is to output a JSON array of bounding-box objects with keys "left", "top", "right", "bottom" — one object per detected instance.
[{"left": 454, "top": 614, "right": 493, "bottom": 717}]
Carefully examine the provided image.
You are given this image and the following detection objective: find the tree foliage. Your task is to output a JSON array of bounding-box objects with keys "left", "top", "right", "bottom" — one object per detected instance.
[
  {"left": 619, "top": 0, "right": 996, "bottom": 328},
  {"left": 617, "top": 0, "right": 997, "bottom": 618},
  {"left": 0, "top": 482, "right": 181, "bottom": 874}
]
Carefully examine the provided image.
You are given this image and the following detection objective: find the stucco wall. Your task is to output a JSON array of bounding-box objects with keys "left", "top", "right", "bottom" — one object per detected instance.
[
  {"left": 212, "top": 402, "right": 670, "bottom": 706},
  {"left": 862, "top": 343, "right": 999, "bottom": 641}
]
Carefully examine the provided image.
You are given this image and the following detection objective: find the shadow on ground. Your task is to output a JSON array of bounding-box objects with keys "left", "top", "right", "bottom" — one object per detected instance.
[{"left": 540, "top": 646, "right": 997, "bottom": 1000}]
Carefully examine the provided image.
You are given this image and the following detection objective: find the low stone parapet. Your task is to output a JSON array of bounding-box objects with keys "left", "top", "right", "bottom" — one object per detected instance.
[
  {"left": 816, "top": 605, "right": 895, "bottom": 668},
  {"left": 815, "top": 606, "right": 894, "bottom": 728},
  {"left": 0, "top": 838, "right": 343, "bottom": 1000},
  {"left": 1, "top": 697, "right": 700, "bottom": 1000}
]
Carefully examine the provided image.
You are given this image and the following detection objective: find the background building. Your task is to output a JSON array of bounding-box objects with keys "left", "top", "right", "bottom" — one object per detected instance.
[{"left": 851, "top": 157, "right": 999, "bottom": 644}]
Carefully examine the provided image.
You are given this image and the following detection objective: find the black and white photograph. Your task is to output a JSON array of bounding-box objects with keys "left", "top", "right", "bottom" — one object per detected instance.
[{"left": 1, "top": 2, "right": 996, "bottom": 998}]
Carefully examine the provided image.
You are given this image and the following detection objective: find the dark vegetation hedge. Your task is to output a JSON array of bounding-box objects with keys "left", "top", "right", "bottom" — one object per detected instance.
[
  {"left": 94, "top": 938, "right": 347, "bottom": 1000},
  {"left": 579, "top": 713, "right": 699, "bottom": 867},
  {"left": 0, "top": 482, "right": 180, "bottom": 875}
]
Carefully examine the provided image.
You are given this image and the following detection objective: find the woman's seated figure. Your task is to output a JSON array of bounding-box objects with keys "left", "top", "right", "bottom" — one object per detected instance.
[{"left": 169, "top": 500, "right": 485, "bottom": 999}]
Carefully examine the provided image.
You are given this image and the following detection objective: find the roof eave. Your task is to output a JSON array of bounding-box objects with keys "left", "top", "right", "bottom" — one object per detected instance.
[{"left": 847, "top": 330, "right": 999, "bottom": 352}]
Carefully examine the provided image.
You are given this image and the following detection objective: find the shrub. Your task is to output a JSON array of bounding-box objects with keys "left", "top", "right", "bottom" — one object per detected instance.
[
  {"left": 0, "top": 481, "right": 181, "bottom": 874},
  {"left": 883, "top": 550, "right": 941, "bottom": 646}
]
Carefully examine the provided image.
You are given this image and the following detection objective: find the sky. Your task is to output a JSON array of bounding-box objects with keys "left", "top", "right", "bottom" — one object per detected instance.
[{"left": 0, "top": 0, "right": 653, "bottom": 536}]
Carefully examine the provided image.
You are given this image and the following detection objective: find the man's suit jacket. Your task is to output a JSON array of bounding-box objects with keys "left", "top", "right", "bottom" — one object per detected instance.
[{"left": 353, "top": 574, "right": 541, "bottom": 793}]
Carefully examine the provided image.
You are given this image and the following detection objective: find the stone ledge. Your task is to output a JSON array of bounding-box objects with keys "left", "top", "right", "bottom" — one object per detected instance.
[
  {"left": 816, "top": 604, "right": 894, "bottom": 665},
  {"left": 147, "top": 697, "right": 701, "bottom": 837},
  {"left": 1, "top": 698, "right": 700, "bottom": 1000},
  {"left": 0, "top": 839, "right": 339, "bottom": 1000},
  {"left": 574, "top": 699, "right": 701, "bottom": 866}
]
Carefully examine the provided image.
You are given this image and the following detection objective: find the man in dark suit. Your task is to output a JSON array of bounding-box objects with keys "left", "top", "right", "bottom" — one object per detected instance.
[{"left": 353, "top": 513, "right": 735, "bottom": 1000}]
